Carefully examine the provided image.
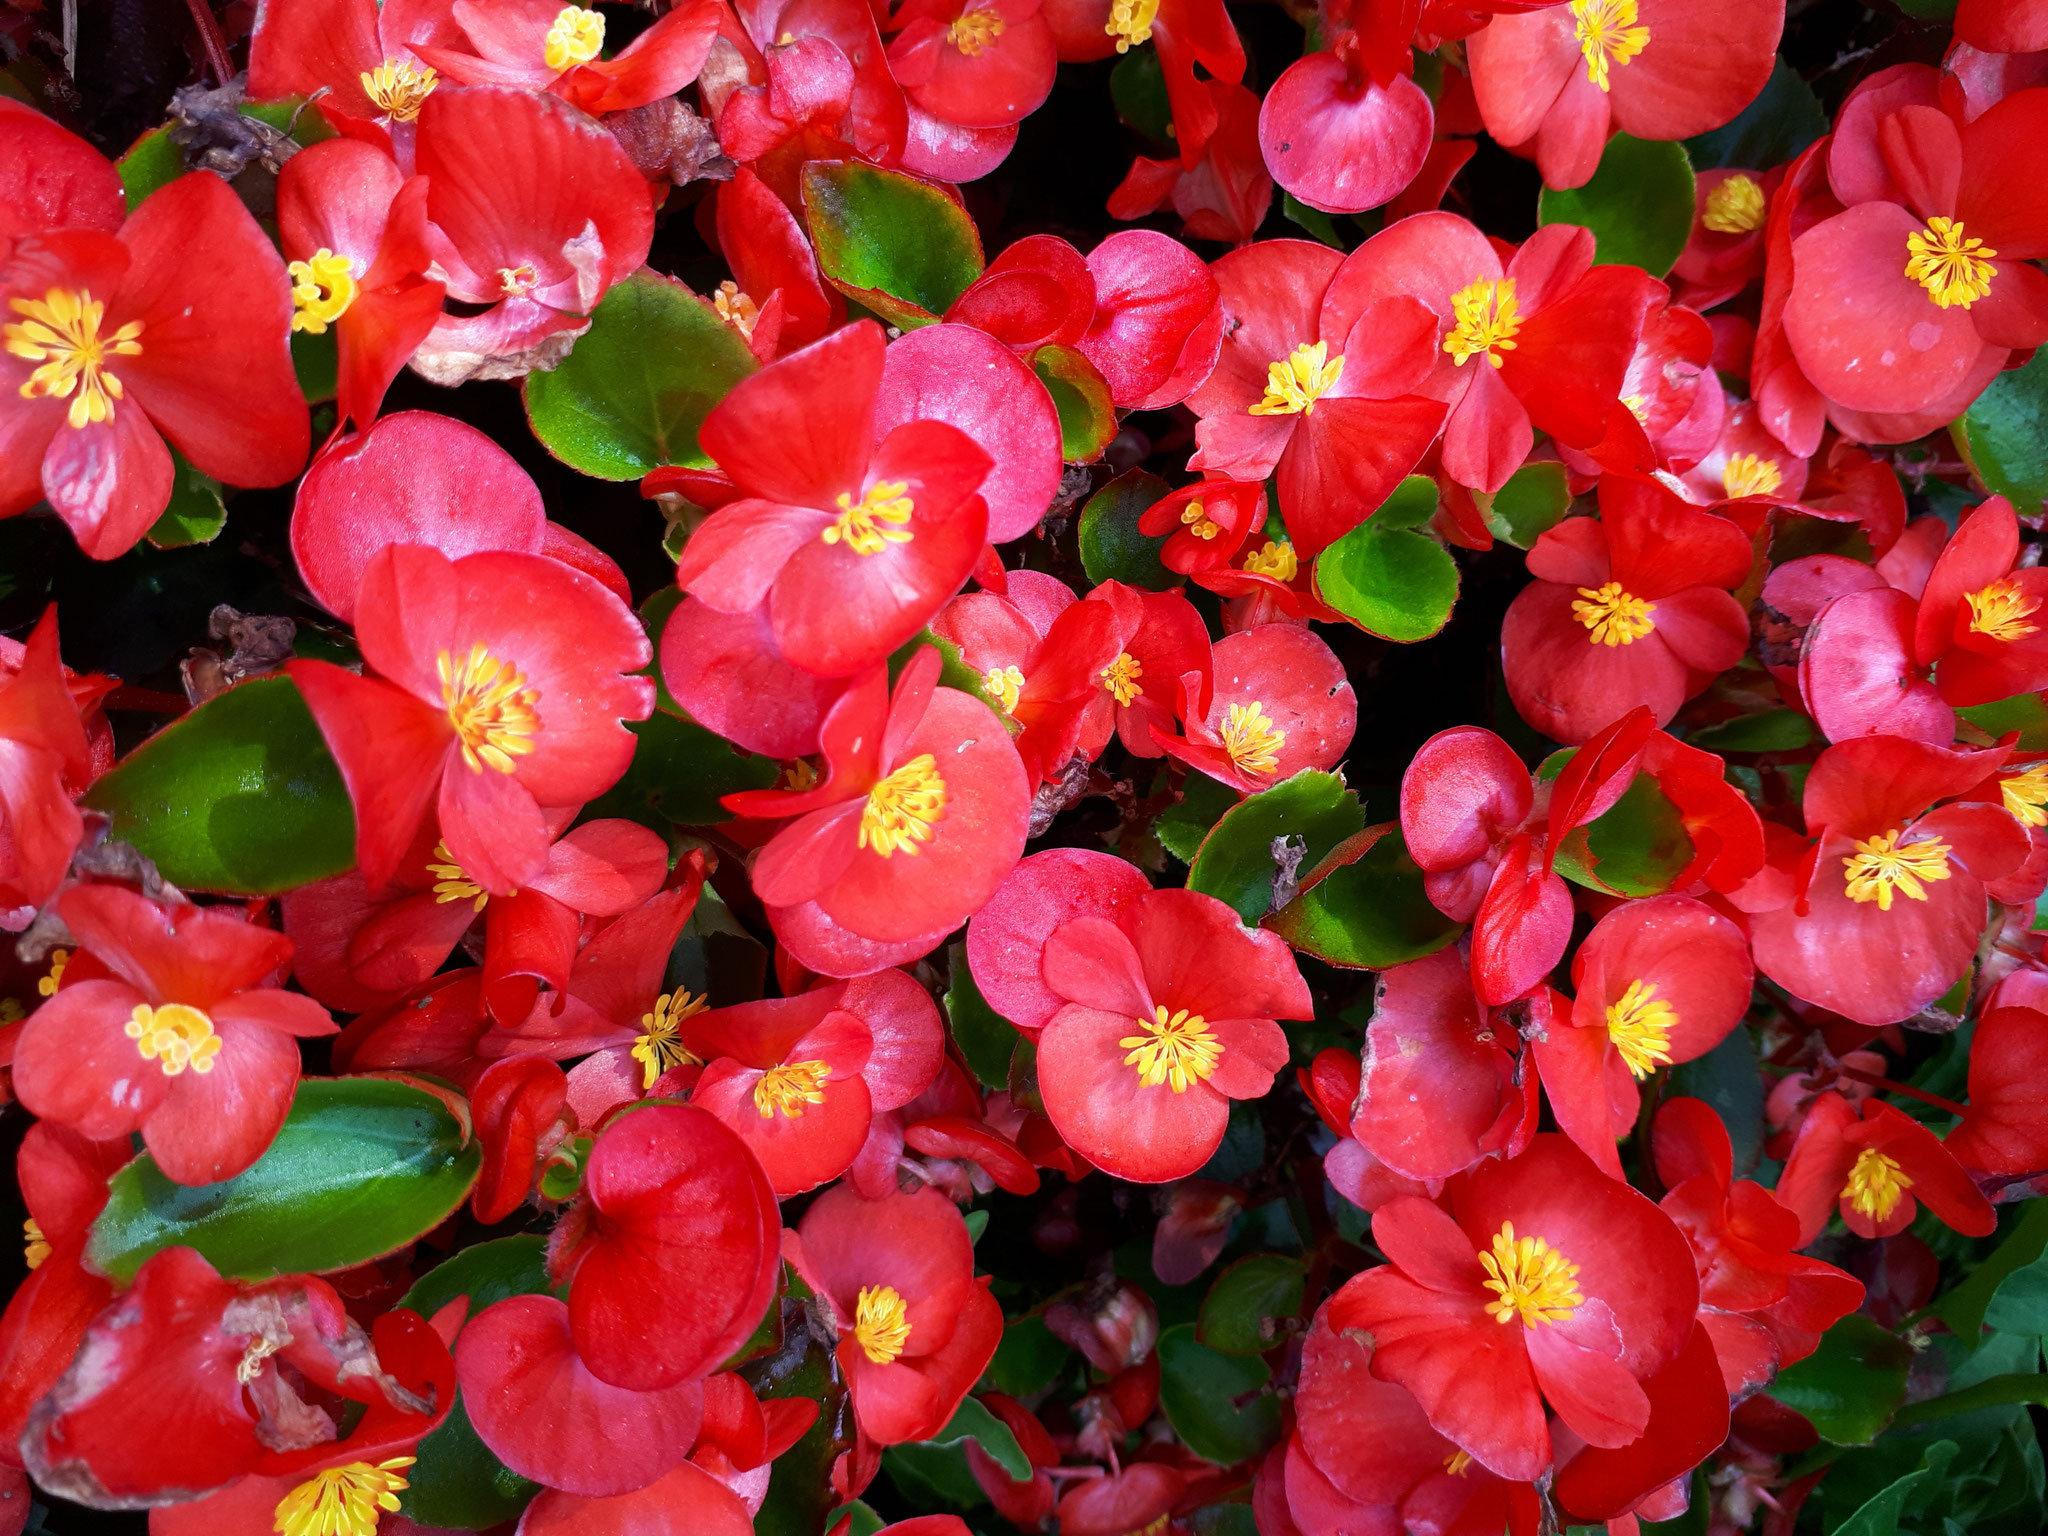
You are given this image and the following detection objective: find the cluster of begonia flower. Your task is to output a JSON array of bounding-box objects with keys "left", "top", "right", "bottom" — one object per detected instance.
[{"left": 5, "top": 0, "right": 2048, "bottom": 1533}]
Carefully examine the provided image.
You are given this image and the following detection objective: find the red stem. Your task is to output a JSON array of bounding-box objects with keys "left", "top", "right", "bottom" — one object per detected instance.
[
  {"left": 1833, "top": 1063, "right": 1967, "bottom": 1119},
  {"left": 182, "top": 0, "right": 236, "bottom": 86}
]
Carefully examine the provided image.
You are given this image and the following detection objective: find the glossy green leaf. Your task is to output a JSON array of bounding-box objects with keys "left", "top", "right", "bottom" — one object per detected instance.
[
  {"left": 1109, "top": 47, "right": 1173, "bottom": 146},
  {"left": 1264, "top": 824, "right": 1462, "bottom": 969},
  {"left": 1827, "top": 1441, "right": 1957, "bottom": 1536},
  {"left": 146, "top": 451, "right": 227, "bottom": 549},
  {"left": 983, "top": 1313, "right": 1071, "bottom": 1398},
  {"left": 1157, "top": 771, "right": 1238, "bottom": 863},
  {"left": 920, "top": 1395, "right": 1032, "bottom": 1481},
  {"left": 292, "top": 326, "right": 339, "bottom": 404},
  {"left": 1033, "top": 343, "right": 1117, "bottom": 462},
  {"left": 1959, "top": 342, "right": 2048, "bottom": 515},
  {"left": 1283, "top": 193, "right": 1344, "bottom": 248},
  {"left": 1766, "top": 1314, "right": 1913, "bottom": 1444},
  {"left": 1959, "top": 690, "right": 2048, "bottom": 749},
  {"left": 947, "top": 943, "right": 1020, "bottom": 1090},
  {"left": 1668, "top": 1025, "right": 1764, "bottom": 1175},
  {"left": 1984, "top": 1230, "right": 2048, "bottom": 1338},
  {"left": 1079, "top": 468, "right": 1179, "bottom": 590},
  {"left": 1314, "top": 522, "right": 1460, "bottom": 643},
  {"left": 802, "top": 160, "right": 985, "bottom": 329},
  {"left": 1187, "top": 770, "right": 1367, "bottom": 924},
  {"left": 882, "top": 1441, "right": 985, "bottom": 1509},
  {"left": 87, "top": 1077, "right": 481, "bottom": 1284},
  {"left": 581, "top": 708, "right": 779, "bottom": 830},
  {"left": 524, "top": 268, "right": 758, "bottom": 480},
  {"left": 748, "top": 1302, "right": 854, "bottom": 1536},
  {"left": 1197, "top": 1255, "right": 1305, "bottom": 1356},
  {"left": 1685, "top": 708, "right": 1817, "bottom": 753},
  {"left": 1553, "top": 773, "right": 1695, "bottom": 897},
  {"left": 1157, "top": 1324, "right": 1283, "bottom": 1466},
  {"left": 823, "top": 1501, "right": 886, "bottom": 1536},
  {"left": 1479, "top": 461, "right": 1572, "bottom": 550},
  {"left": 1372, "top": 474, "right": 1439, "bottom": 531},
  {"left": 1683, "top": 57, "right": 1827, "bottom": 171},
  {"left": 82, "top": 675, "right": 355, "bottom": 895},
  {"left": 1538, "top": 134, "right": 1696, "bottom": 279},
  {"left": 1941, "top": 1199, "right": 2048, "bottom": 1340}
]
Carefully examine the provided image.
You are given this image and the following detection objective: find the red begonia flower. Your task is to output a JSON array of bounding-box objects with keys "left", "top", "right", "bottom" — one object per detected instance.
[
  {"left": 1912, "top": 495, "right": 2048, "bottom": 705},
  {"left": 684, "top": 994, "right": 876, "bottom": 1195},
  {"left": 1503, "top": 479, "right": 1751, "bottom": 744},
  {"left": 1138, "top": 478, "right": 1269, "bottom": 575},
  {"left": 1034, "top": 886, "right": 1312, "bottom": 1182},
  {"left": 715, "top": 164, "right": 840, "bottom": 361},
  {"left": 1946, "top": 1005, "right": 2048, "bottom": 1177},
  {"left": 1956, "top": 0, "right": 2048, "bottom": 52},
  {"left": 967, "top": 846, "right": 1154, "bottom": 1034},
  {"left": 1328, "top": 1135, "right": 1699, "bottom": 1482},
  {"left": 0, "top": 98, "right": 124, "bottom": 238},
  {"left": 469, "top": 1053, "right": 570, "bottom": 1223},
  {"left": 1550, "top": 1319, "right": 1729, "bottom": 1524},
  {"left": 790, "top": 1183, "right": 1004, "bottom": 1445},
  {"left": 517, "top": 1454, "right": 758, "bottom": 1535},
  {"left": 1151, "top": 623, "right": 1357, "bottom": 795},
  {"left": 1108, "top": 80, "right": 1274, "bottom": 248},
  {"left": 0, "top": 608, "right": 93, "bottom": 926},
  {"left": 249, "top": 0, "right": 465, "bottom": 129},
  {"left": 0, "top": 173, "right": 308, "bottom": 559},
  {"left": 729, "top": 0, "right": 910, "bottom": 184},
  {"left": 1468, "top": 0, "right": 1782, "bottom": 190},
  {"left": 1100, "top": 0, "right": 1243, "bottom": 159},
  {"left": 12, "top": 887, "right": 335, "bottom": 1185},
  {"left": 1776, "top": 1092, "right": 1995, "bottom": 1243},
  {"left": 1258, "top": 52, "right": 1435, "bottom": 216},
  {"left": 1072, "top": 581, "right": 1214, "bottom": 762},
  {"left": 887, "top": 0, "right": 1058, "bottom": 131},
  {"left": 330, "top": 968, "right": 494, "bottom": 1090},
  {"left": 412, "top": 0, "right": 726, "bottom": 115},
  {"left": 659, "top": 593, "right": 853, "bottom": 759},
  {"left": 288, "top": 543, "right": 654, "bottom": 896},
  {"left": 1185, "top": 239, "right": 1447, "bottom": 558},
  {"left": 1561, "top": 295, "right": 1723, "bottom": 480},
  {"left": 1077, "top": 230, "right": 1222, "bottom": 410},
  {"left": 1675, "top": 393, "right": 1809, "bottom": 506}
]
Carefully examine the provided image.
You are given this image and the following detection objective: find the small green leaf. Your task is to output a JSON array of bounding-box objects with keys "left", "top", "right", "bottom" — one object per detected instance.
[
  {"left": 1959, "top": 341, "right": 2048, "bottom": 515},
  {"left": 400, "top": 1235, "right": 553, "bottom": 1318},
  {"left": 1032, "top": 343, "right": 1118, "bottom": 462},
  {"left": 1683, "top": 57, "right": 1827, "bottom": 171},
  {"left": 1827, "top": 1442, "right": 1958, "bottom": 1536},
  {"left": 1157, "top": 771, "right": 1238, "bottom": 863},
  {"left": 1766, "top": 1314, "right": 1913, "bottom": 1444},
  {"left": 1157, "top": 1324, "right": 1283, "bottom": 1466},
  {"left": 87, "top": 1077, "right": 482, "bottom": 1284},
  {"left": 983, "top": 1313, "right": 1072, "bottom": 1398},
  {"left": 146, "top": 451, "right": 227, "bottom": 549},
  {"left": 1187, "top": 770, "right": 1367, "bottom": 924},
  {"left": 1314, "top": 522, "right": 1460, "bottom": 643},
  {"left": 1372, "top": 474, "right": 1440, "bottom": 531},
  {"left": 1479, "top": 461, "right": 1572, "bottom": 550},
  {"left": 115, "top": 129, "right": 185, "bottom": 206},
  {"left": 1957, "top": 689, "right": 2048, "bottom": 749},
  {"left": 1668, "top": 1026, "right": 1765, "bottom": 1175},
  {"left": 82, "top": 676, "right": 355, "bottom": 895},
  {"left": 1552, "top": 773, "right": 1695, "bottom": 897},
  {"left": 802, "top": 160, "right": 985, "bottom": 329},
  {"left": 921, "top": 1396, "right": 1032, "bottom": 1481},
  {"left": 823, "top": 1501, "right": 886, "bottom": 1536},
  {"left": 1538, "top": 134, "right": 1696, "bottom": 279},
  {"left": 1078, "top": 469, "right": 1179, "bottom": 590},
  {"left": 1283, "top": 193, "right": 1344, "bottom": 248},
  {"left": 1940, "top": 1199, "right": 2048, "bottom": 1340},
  {"left": 1264, "top": 824, "right": 1462, "bottom": 969},
  {"left": 524, "top": 268, "right": 758, "bottom": 480},
  {"left": 947, "top": 944, "right": 1020, "bottom": 1090},
  {"left": 580, "top": 708, "right": 780, "bottom": 830},
  {"left": 1197, "top": 1255, "right": 1305, "bottom": 1356},
  {"left": 1109, "top": 47, "right": 1173, "bottom": 146},
  {"left": 1983, "top": 1230, "right": 2048, "bottom": 1338},
  {"left": 1685, "top": 708, "right": 1817, "bottom": 753}
]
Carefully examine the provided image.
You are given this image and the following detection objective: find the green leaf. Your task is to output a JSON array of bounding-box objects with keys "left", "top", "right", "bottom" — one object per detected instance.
[
  {"left": 1283, "top": 193, "right": 1344, "bottom": 248},
  {"left": 1984, "top": 1229, "right": 2048, "bottom": 1338},
  {"left": 146, "top": 451, "right": 227, "bottom": 549},
  {"left": 1372, "top": 474, "right": 1440, "bottom": 531},
  {"left": 1264, "top": 824, "right": 1462, "bottom": 970},
  {"left": 1314, "top": 522, "right": 1460, "bottom": 643},
  {"left": 1827, "top": 1442, "right": 1957, "bottom": 1536},
  {"left": 1197, "top": 1255, "right": 1305, "bottom": 1356},
  {"left": 1538, "top": 134, "right": 1696, "bottom": 279},
  {"left": 82, "top": 675, "right": 355, "bottom": 895},
  {"left": 1957, "top": 689, "right": 2048, "bottom": 750},
  {"left": 1157, "top": 772, "right": 1238, "bottom": 863},
  {"left": 1109, "top": 46, "right": 1173, "bottom": 146},
  {"left": 1478, "top": 462, "right": 1572, "bottom": 550},
  {"left": 802, "top": 160, "right": 985, "bottom": 329},
  {"left": 1157, "top": 1324, "right": 1283, "bottom": 1466},
  {"left": 1960, "top": 345, "right": 2048, "bottom": 515},
  {"left": 524, "top": 268, "right": 758, "bottom": 480},
  {"left": 882, "top": 1442, "right": 985, "bottom": 1509},
  {"left": 750, "top": 1310, "right": 855, "bottom": 1536},
  {"left": 400, "top": 1235, "right": 553, "bottom": 1318},
  {"left": 1186, "top": 770, "right": 1367, "bottom": 924},
  {"left": 983, "top": 1313, "right": 1072, "bottom": 1398},
  {"left": 1552, "top": 773, "right": 1696, "bottom": 897},
  {"left": 1766, "top": 1314, "right": 1913, "bottom": 1444},
  {"left": 1668, "top": 1025, "right": 1765, "bottom": 1175},
  {"left": 1033, "top": 343, "right": 1118, "bottom": 462},
  {"left": 580, "top": 708, "right": 779, "bottom": 830},
  {"left": 115, "top": 128, "right": 184, "bottom": 206},
  {"left": 823, "top": 1501, "right": 885, "bottom": 1536},
  {"left": 1941, "top": 1199, "right": 2048, "bottom": 1340},
  {"left": 1685, "top": 708, "right": 1817, "bottom": 753},
  {"left": 86, "top": 1077, "right": 481, "bottom": 1284},
  {"left": 292, "top": 326, "right": 339, "bottom": 405},
  {"left": 947, "top": 943, "right": 1020, "bottom": 1091},
  {"left": 1683, "top": 57, "right": 1827, "bottom": 171},
  {"left": 1079, "top": 469, "right": 1179, "bottom": 590},
  {"left": 921, "top": 1395, "right": 1032, "bottom": 1481}
]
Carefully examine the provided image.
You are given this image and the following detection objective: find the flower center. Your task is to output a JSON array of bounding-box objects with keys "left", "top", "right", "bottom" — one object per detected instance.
[
  {"left": 1966, "top": 576, "right": 2039, "bottom": 642},
  {"left": 1444, "top": 1450, "right": 1475, "bottom": 1476},
  {"left": 5, "top": 289, "right": 143, "bottom": 430},
  {"left": 361, "top": 57, "right": 438, "bottom": 119},
  {"left": 1570, "top": 0, "right": 1649, "bottom": 90},
  {"left": 2001, "top": 765, "right": 2048, "bottom": 828},
  {"left": 438, "top": 643, "right": 541, "bottom": 774},
  {"left": 38, "top": 948, "right": 67, "bottom": 998},
  {"left": 426, "top": 840, "right": 488, "bottom": 910},
  {"left": 1572, "top": 581, "right": 1656, "bottom": 646},
  {"left": 854, "top": 1283, "right": 913, "bottom": 1363},
  {"left": 949, "top": 7, "right": 1005, "bottom": 54},
  {"left": 289, "top": 250, "right": 359, "bottom": 335},
  {"left": 1905, "top": 216, "right": 1996, "bottom": 309},
  {"left": 1844, "top": 1147, "right": 1913, "bottom": 1222},
  {"left": 1605, "top": 979, "right": 1676, "bottom": 1079},
  {"left": 1100, "top": 652, "right": 1144, "bottom": 706},
  {"left": 982, "top": 664, "right": 1025, "bottom": 714},
  {"left": 1479, "top": 1221, "right": 1584, "bottom": 1326},
  {"left": 273, "top": 1457, "right": 417, "bottom": 1536},
  {"left": 1702, "top": 174, "right": 1767, "bottom": 234},
  {"left": 1118, "top": 1004, "right": 1223, "bottom": 1092},
  {"left": 1721, "top": 452, "right": 1782, "bottom": 499},
  {"left": 823, "top": 480, "right": 916, "bottom": 556},
  {"left": 1250, "top": 341, "right": 1344, "bottom": 415},
  {"left": 1242, "top": 539, "right": 1298, "bottom": 580},
  {"left": 1104, "top": 0, "right": 1160, "bottom": 51},
  {"left": 1842, "top": 829, "right": 1952, "bottom": 910},
  {"left": 497, "top": 263, "right": 539, "bottom": 297},
  {"left": 754, "top": 1059, "right": 832, "bottom": 1118},
  {"left": 1179, "top": 501, "right": 1224, "bottom": 539},
  {"left": 859, "top": 754, "right": 948, "bottom": 857},
  {"left": 543, "top": 5, "right": 605, "bottom": 72},
  {"left": 1443, "top": 278, "right": 1521, "bottom": 368},
  {"left": 125, "top": 1002, "right": 222, "bottom": 1077},
  {"left": 632, "top": 989, "right": 706, "bottom": 1089},
  {"left": 23, "top": 1218, "right": 49, "bottom": 1271},
  {"left": 1220, "top": 701, "right": 1285, "bottom": 778},
  {"left": 713, "top": 280, "right": 758, "bottom": 340}
]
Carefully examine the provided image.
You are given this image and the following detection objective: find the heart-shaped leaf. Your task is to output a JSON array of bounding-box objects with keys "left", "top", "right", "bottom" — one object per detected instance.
[
  {"left": 1197, "top": 1255, "right": 1305, "bottom": 1357},
  {"left": 1187, "top": 770, "right": 1367, "bottom": 924},
  {"left": 1264, "top": 824, "right": 1462, "bottom": 969},
  {"left": 1033, "top": 343, "right": 1117, "bottom": 463},
  {"left": 1538, "top": 133, "right": 1696, "bottom": 279},
  {"left": 801, "top": 160, "right": 985, "bottom": 330},
  {"left": 1157, "top": 1324, "right": 1282, "bottom": 1466},
  {"left": 1079, "top": 468, "right": 1179, "bottom": 590},
  {"left": 1314, "top": 521, "right": 1460, "bottom": 642},
  {"left": 1960, "top": 346, "right": 2048, "bottom": 516},
  {"left": 1479, "top": 461, "right": 1572, "bottom": 550}
]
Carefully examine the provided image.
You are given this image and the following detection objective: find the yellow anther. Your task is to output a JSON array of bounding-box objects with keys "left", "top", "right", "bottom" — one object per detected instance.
[
  {"left": 754, "top": 1059, "right": 832, "bottom": 1118},
  {"left": 824, "top": 481, "right": 916, "bottom": 556},
  {"left": 1220, "top": 701, "right": 1285, "bottom": 778},
  {"left": 1118, "top": 1004, "right": 1223, "bottom": 1091},
  {"left": 948, "top": 7, "right": 1005, "bottom": 54},
  {"left": 37, "top": 949, "right": 67, "bottom": 998},
  {"left": 981, "top": 664, "right": 1026, "bottom": 714},
  {"left": 1442, "top": 278, "right": 1521, "bottom": 369},
  {"left": 273, "top": 1457, "right": 416, "bottom": 1536},
  {"left": 426, "top": 840, "right": 488, "bottom": 910},
  {"left": 1444, "top": 1449, "right": 1475, "bottom": 1476},
  {"left": 1572, "top": 581, "right": 1656, "bottom": 646},
  {"left": 713, "top": 280, "right": 758, "bottom": 340},
  {"left": 360, "top": 57, "right": 436, "bottom": 119},
  {"left": 1605, "top": 979, "right": 1676, "bottom": 1079},
  {"left": 1703, "top": 174, "right": 1767, "bottom": 235},
  {"left": 1842, "top": 829, "right": 1952, "bottom": 910},
  {"left": 1242, "top": 539, "right": 1298, "bottom": 581},
  {"left": 1844, "top": 1147, "right": 1912, "bottom": 1222},
  {"left": 438, "top": 643, "right": 541, "bottom": 775},
  {"left": 1100, "top": 652, "right": 1144, "bottom": 706},
  {"left": 1478, "top": 1221, "right": 1585, "bottom": 1326},
  {"left": 1570, "top": 0, "right": 1649, "bottom": 90},
  {"left": 854, "top": 1283, "right": 913, "bottom": 1362},
  {"left": 1966, "top": 576, "right": 2039, "bottom": 642},
  {"left": 5, "top": 289, "right": 142, "bottom": 430},
  {"left": 289, "top": 250, "right": 359, "bottom": 335},
  {"left": 125, "top": 1002, "right": 223, "bottom": 1077},
  {"left": 1250, "top": 340, "right": 1344, "bottom": 416},
  {"left": 1905, "top": 216, "right": 1996, "bottom": 309},
  {"left": 1721, "top": 452, "right": 1783, "bottom": 499},
  {"left": 859, "top": 754, "right": 947, "bottom": 857},
  {"left": 632, "top": 990, "right": 706, "bottom": 1090},
  {"left": 543, "top": 5, "right": 605, "bottom": 72},
  {"left": 2001, "top": 765, "right": 2048, "bottom": 828},
  {"left": 23, "top": 1218, "right": 49, "bottom": 1271},
  {"left": 1179, "top": 501, "right": 1224, "bottom": 539},
  {"left": 1105, "top": 0, "right": 1160, "bottom": 51}
]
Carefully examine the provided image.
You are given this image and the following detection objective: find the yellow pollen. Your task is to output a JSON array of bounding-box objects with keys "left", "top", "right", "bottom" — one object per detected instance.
[
  {"left": 37, "top": 949, "right": 67, "bottom": 998},
  {"left": 854, "top": 1283, "right": 913, "bottom": 1363},
  {"left": 1966, "top": 576, "right": 2040, "bottom": 642},
  {"left": 1442, "top": 278, "right": 1522, "bottom": 368},
  {"left": 1478, "top": 1221, "right": 1585, "bottom": 1326},
  {"left": 1842, "top": 829, "right": 1952, "bottom": 910},
  {"left": 23, "top": 1218, "right": 49, "bottom": 1270},
  {"left": 1703, "top": 174, "right": 1767, "bottom": 235},
  {"left": 1250, "top": 340, "right": 1343, "bottom": 415},
  {"left": 360, "top": 57, "right": 438, "bottom": 120},
  {"left": 1220, "top": 700, "right": 1285, "bottom": 778},
  {"left": 754, "top": 1059, "right": 832, "bottom": 1118},
  {"left": 981, "top": 664, "right": 1026, "bottom": 714},
  {"left": 1242, "top": 539, "right": 1298, "bottom": 581},
  {"left": 1905, "top": 216, "right": 1996, "bottom": 309},
  {"left": 859, "top": 754, "right": 948, "bottom": 857},
  {"left": 289, "top": 250, "right": 358, "bottom": 336},
  {"left": 1621, "top": 392, "right": 1648, "bottom": 423},
  {"left": 1179, "top": 501, "right": 1224, "bottom": 539},
  {"left": 1721, "top": 452, "right": 1783, "bottom": 499},
  {"left": 824, "top": 480, "right": 915, "bottom": 556},
  {"left": 273, "top": 1457, "right": 416, "bottom": 1536},
  {"left": 5, "top": 289, "right": 143, "bottom": 430},
  {"left": 1570, "top": 0, "right": 1649, "bottom": 90},
  {"left": 1100, "top": 652, "right": 1144, "bottom": 706},
  {"left": 1118, "top": 1004, "right": 1223, "bottom": 1092},
  {"left": 948, "top": 7, "right": 1005, "bottom": 54},
  {"left": 426, "top": 840, "right": 488, "bottom": 910},
  {"left": 1572, "top": 581, "right": 1656, "bottom": 646},
  {"left": 1444, "top": 1450, "right": 1474, "bottom": 1477},
  {"left": 125, "top": 1002, "right": 223, "bottom": 1077},
  {"left": 438, "top": 643, "right": 541, "bottom": 774},
  {"left": 1105, "top": 0, "right": 1160, "bottom": 50},
  {"left": 713, "top": 280, "right": 758, "bottom": 340},
  {"left": 1844, "top": 1147, "right": 1913, "bottom": 1222},
  {"left": 781, "top": 758, "right": 821, "bottom": 792},
  {"left": 2001, "top": 765, "right": 2048, "bottom": 827},
  {"left": 632, "top": 989, "right": 706, "bottom": 1089},
  {"left": 1605, "top": 979, "right": 1676, "bottom": 1079},
  {"left": 497, "top": 263, "right": 539, "bottom": 297},
  {"left": 543, "top": 5, "right": 604, "bottom": 72}
]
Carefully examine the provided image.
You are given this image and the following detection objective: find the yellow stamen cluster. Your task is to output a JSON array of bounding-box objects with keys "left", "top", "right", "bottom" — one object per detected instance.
[
  {"left": 426, "top": 840, "right": 488, "bottom": 910},
  {"left": 1842, "top": 829, "right": 1952, "bottom": 910},
  {"left": 1605, "top": 979, "right": 1676, "bottom": 1079},
  {"left": 632, "top": 989, "right": 706, "bottom": 1089},
  {"left": 1100, "top": 651, "right": 1145, "bottom": 706},
  {"left": 713, "top": 280, "right": 758, "bottom": 341},
  {"left": 1242, "top": 539, "right": 1297, "bottom": 581},
  {"left": 273, "top": 1457, "right": 416, "bottom": 1536},
  {"left": 543, "top": 5, "right": 605, "bottom": 73},
  {"left": 1220, "top": 700, "right": 1286, "bottom": 778},
  {"left": 1721, "top": 452, "right": 1782, "bottom": 499},
  {"left": 439, "top": 643, "right": 541, "bottom": 775},
  {"left": 1844, "top": 1147, "right": 1913, "bottom": 1222},
  {"left": 126, "top": 1002, "right": 223, "bottom": 1076},
  {"left": 1905, "top": 216, "right": 1996, "bottom": 309},
  {"left": 497, "top": 263, "right": 539, "bottom": 297},
  {"left": 24, "top": 1217, "right": 49, "bottom": 1270},
  {"left": 1572, "top": 581, "right": 1656, "bottom": 646},
  {"left": 38, "top": 949, "right": 68, "bottom": 998},
  {"left": 982, "top": 664, "right": 1026, "bottom": 714},
  {"left": 1179, "top": 501, "right": 1224, "bottom": 539},
  {"left": 288, "top": 249, "right": 358, "bottom": 335},
  {"left": 824, "top": 481, "right": 916, "bottom": 556},
  {"left": 1442, "top": 278, "right": 1521, "bottom": 369},
  {"left": 854, "top": 1283, "right": 913, "bottom": 1363},
  {"left": 1119, "top": 1005, "right": 1223, "bottom": 1091},
  {"left": 754, "top": 1059, "right": 832, "bottom": 1118},
  {"left": 1570, "top": 0, "right": 1649, "bottom": 90},
  {"left": 2001, "top": 764, "right": 2048, "bottom": 828},
  {"left": 1478, "top": 1221, "right": 1585, "bottom": 1326},
  {"left": 949, "top": 8, "right": 1005, "bottom": 54},
  {"left": 859, "top": 755, "right": 948, "bottom": 857},
  {"left": 361, "top": 57, "right": 437, "bottom": 119},
  {"left": 1250, "top": 340, "right": 1344, "bottom": 415},
  {"left": 1702, "top": 174, "right": 1768, "bottom": 234},
  {"left": 1444, "top": 1449, "right": 1475, "bottom": 1477},
  {"left": 5, "top": 289, "right": 143, "bottom": 430},
  {"left": 1104, "top": 0, "right": 1160, "bottom": 51},
  {"left": 1965, "top": 577, "right": 2040, "bottom": 642}
]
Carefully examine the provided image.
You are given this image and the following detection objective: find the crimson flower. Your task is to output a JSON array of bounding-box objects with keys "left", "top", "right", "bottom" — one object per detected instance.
[
  {"left": 0, "top": 608, "right": 94, "bottom": 926},
  {"left": 1945, "top": 1005, "right": 2048, "bottom": 1179},
  {"left": 1150, "top": 623, "right": 1357, "bottom": 795},
  {"left": 249, "top": 0, "right": 465, "bottom": 130},
  {"left": 1672, "top": 167, "right": 1777, "bottom": 312},
  {"left": 412, "top": 0, "right": 726, "bottom": 115},
  {"left": 1257, "top": 38, "right": 1434, "bottom": 217},
  {"left": 1108, "top": 80, "right": 1274, "bottom": 247},
  {"left": 887, "top": 0, "right": 1058, "bottom": 133},
  {"left": 1072, "top": 581, "right": 1215, "bottom": 763},
  {"left": 1776, "top": 1092, "right": 1995, "bottom": 1243}
]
